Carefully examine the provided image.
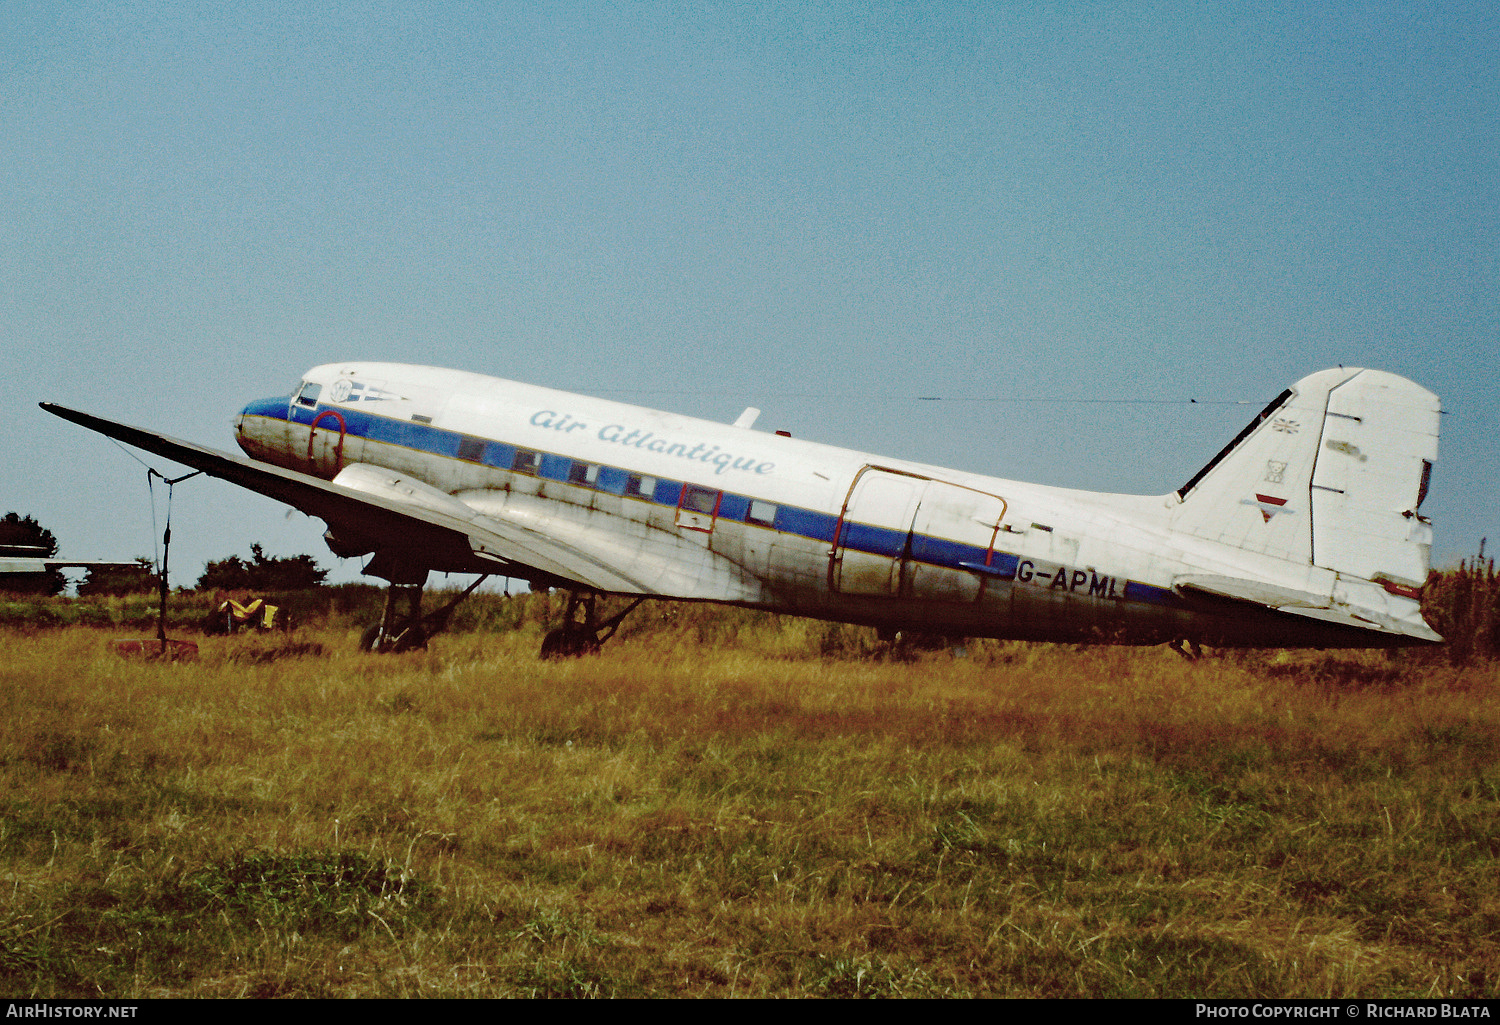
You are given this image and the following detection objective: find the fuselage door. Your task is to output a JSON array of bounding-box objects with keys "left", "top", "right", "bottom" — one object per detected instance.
[
  {"left": 832, "top": 467, "right": 1008, "bottom": 600},
  {"left": 305, "top": 412, "right": 345, "bottom": 478},
  {"left": 286, "top": 381, "right": 345, "bottom": 479},
  {"left": 904, "top": 482, "right": 1008, "bottom": 602}
]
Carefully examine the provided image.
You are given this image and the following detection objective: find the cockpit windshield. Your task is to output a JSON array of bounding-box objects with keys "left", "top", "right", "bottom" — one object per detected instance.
[{"left": 295, "top": 381, "right": 321, "bottom": 408}]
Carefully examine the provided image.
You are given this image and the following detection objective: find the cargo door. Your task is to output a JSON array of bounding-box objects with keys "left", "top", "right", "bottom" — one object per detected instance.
[
  {"left": 831, "top": 467, "right": 923, "bottom": 595},
  {"left": 904, "top": 482, "right": 1007, "bottom": 602}
]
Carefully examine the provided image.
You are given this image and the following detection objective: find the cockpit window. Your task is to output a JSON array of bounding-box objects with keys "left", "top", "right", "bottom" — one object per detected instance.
[{"left": 296, "top": 382, "right": 322, "bottom": 408}]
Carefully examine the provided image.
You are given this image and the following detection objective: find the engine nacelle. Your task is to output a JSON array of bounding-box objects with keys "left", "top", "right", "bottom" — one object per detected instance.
[
  {"left": 331, "top": 463, "right": 477, "bottom": 522},
  {"left": 322, "top": 528, "right": 373, "bottom": 559},
  {"left": 319, "top": 463, "right": 480, "bottom": 562}
]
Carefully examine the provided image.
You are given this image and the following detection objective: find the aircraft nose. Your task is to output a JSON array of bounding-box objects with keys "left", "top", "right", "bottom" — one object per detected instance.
[
  {"left": 234, "top": 395, "right": 292, "bottom": 447},
  {"left": 238, "top": 395, "right": 291, "bottom": 422}
]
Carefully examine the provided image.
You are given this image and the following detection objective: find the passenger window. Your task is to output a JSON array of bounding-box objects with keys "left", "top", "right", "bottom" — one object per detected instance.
[
  {"left": 512, "top": 450, "right": 539, "bottom": 475},
  {"left": 568, "top": 461, "right": 601, "bottom": 487},
  {"left": 457, "top": 437, "right": 486, "bottom": 463},
  {"left": 747, "top": 500, "right": 777, "bottom": 527},
  {"left": 624, "top": 474, "right": 657, "bottom": 499}
]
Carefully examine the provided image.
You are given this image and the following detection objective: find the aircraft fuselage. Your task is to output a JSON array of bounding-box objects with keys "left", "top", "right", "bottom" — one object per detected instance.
[{"left": 229, "top": 363, "right": 1436, "bottom": 648}]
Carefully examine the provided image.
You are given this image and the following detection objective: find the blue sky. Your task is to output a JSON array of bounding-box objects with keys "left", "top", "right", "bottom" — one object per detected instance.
[{"left": 3, "top": 2, "right": 1495, "bottom": 590}]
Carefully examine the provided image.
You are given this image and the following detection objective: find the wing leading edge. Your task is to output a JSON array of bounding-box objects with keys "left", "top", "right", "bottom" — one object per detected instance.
[{"left": 37, "top": 402, "right": 705, "bottom": 596}]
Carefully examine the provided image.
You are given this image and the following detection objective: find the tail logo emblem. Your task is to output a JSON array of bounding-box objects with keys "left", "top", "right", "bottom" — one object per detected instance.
[{"left": 1242, "top": 493, "right": 1292, "bottom": 523}]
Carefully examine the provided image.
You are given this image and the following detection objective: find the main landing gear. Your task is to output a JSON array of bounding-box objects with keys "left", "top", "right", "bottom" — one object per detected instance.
[
  {"left": 1168, "top": 637, "right": 1204, "bottom": 660},
  {"left": 360, "top": 574, "right": 490, "bottom": 654},
  {"left": 540, "top": 592, "right": 646, "bottom": 659}
]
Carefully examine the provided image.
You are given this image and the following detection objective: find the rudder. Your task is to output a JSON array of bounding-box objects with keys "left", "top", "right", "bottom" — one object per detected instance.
[{"left": 1307, "top": 369, "right": 1439, "bottom": 592}]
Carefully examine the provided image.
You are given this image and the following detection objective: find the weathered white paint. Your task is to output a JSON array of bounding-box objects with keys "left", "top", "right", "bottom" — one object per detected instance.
[{"left": 47, "top": 364, "right": 1443, "bottom": 648}]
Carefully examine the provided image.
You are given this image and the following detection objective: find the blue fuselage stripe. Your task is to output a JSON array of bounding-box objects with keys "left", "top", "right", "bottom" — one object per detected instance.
[{"left": 251, "top": 400, "right": 1171, "bottom": 605}]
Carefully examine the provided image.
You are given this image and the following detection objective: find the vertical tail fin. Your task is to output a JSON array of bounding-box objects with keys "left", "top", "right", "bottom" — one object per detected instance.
[{"left": 1171, "top": 368, "right": 1440, "bottom": 591}]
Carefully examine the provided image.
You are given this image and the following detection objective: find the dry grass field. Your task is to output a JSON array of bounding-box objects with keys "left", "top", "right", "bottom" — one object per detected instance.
[{"left": 1, "top": 598, "right": 1497, "bottom": 998}]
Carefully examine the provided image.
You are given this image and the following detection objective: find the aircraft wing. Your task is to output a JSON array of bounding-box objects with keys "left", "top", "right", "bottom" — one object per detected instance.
[
  {"left": 38, "top": 402, "right": 705, "bottom": 595},
  {"left": 0, "top": 559, "right": 141, "bottom": 572}
]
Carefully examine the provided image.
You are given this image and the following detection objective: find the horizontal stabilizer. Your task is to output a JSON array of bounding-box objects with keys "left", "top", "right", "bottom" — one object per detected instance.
[
  {"left": 1174, "top": 574, "right": 1329, "bottom": 610},
  {"left": 1175, "top": 573, "right": 1441, "bottom": 644}
]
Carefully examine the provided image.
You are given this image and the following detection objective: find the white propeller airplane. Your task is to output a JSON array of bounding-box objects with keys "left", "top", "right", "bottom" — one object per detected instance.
[{"left": 42, "top": 363, "right": 1441, "bottom": 656}]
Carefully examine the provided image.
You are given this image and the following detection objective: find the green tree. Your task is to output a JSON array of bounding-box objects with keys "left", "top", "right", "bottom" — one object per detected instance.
[
  {"left": 196, "top": 544, "right": 328, "bottom": 592},
  {"left": 78, "top": 557, "right": 160, "bottom": 597},
  {"left": 0, "top": 512, "right": 65, "bottom": 596}
]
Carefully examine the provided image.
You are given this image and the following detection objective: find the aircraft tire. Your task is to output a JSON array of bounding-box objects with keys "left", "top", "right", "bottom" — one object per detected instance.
[
  {"left": 540, "top": 625, "right": 600, "bottom": 659},
  {"left": 359, "top": 624, "right": 382, "bottom": 653},
  {"left": 393, "top": 625, "right": 427, "bottom": 652}
]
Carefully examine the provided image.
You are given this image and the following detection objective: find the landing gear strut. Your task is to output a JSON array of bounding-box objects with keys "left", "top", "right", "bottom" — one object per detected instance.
[
  {"left": 361, "top": 583, "right": 425, "bottom": 653},
  {"left": 540, "top": 592, "right": 645, "bottom": 659},
  {"left": 360, "top": 574, "right": 490, "bottom": 653},
  {"left": 1168, "top": 637, "right": 1204, "bottom": 661}
]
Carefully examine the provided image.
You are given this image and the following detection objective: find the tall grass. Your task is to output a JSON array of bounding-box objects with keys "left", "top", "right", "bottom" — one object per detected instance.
[
  {"left": 4, "top": 557, "right": 1496, "bottom": 663},
  {"left": 1, "top": 618, "right": 1496, "bottom": 998},
  {"left": 1424, "top": 557, "right": 1499, "bottom": 665}
]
